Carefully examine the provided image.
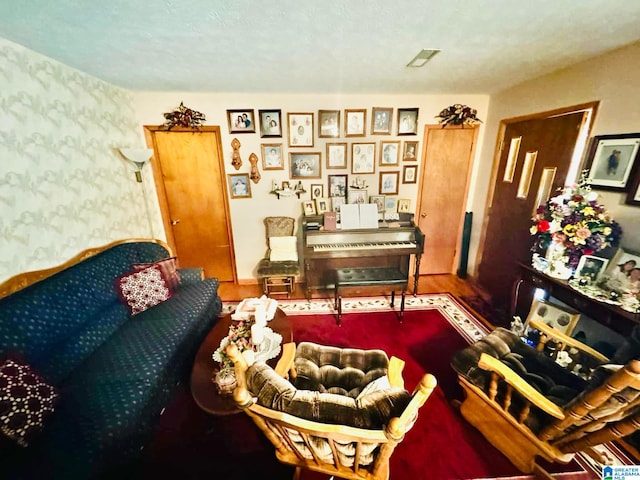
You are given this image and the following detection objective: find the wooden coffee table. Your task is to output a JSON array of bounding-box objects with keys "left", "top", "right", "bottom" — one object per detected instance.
[{"left": 190, "top": 308, "right": 293, "bottom": 415}]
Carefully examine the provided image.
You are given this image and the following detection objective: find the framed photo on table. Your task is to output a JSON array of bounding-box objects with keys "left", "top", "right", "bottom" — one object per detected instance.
[
  {"left": 585, "top": 133, "right": 640, "bottom": 190},
  {"left": 258, "top": 110, "right": 282, "bottom": 137},
  {"left": 575, "top": 255, "right": 609, "bottom": 284},
  {"left": 318, "top": 110, "right": 340, "bottom": 138},
  {"left": 288, "top": 112, "right": 314, "bottom": 147},
  {"left": 227, "top": 109, "right": 256, "bottom": 134},
  {"left": 397, "top": 108, "right": 419, "bottom": 135},
  {"left": 351, "top": 143, "right": 375, "bottom": 174},
  {"left": 345, "top": 109, "right": 367, "bottom": 137},
  {"left": 261, "top": 143, "right": 284, "bottom": 170},
  {"left": 371, "top": 107, "right": 393, "bottom": 135},
  {"left": 347, "top": 190, "right": 368, "bottom": 204}
]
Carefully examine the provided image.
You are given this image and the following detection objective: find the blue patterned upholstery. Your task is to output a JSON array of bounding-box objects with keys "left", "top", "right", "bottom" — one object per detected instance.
[{"left": 0, "top": 241, "right": 222, "bottom": 479}]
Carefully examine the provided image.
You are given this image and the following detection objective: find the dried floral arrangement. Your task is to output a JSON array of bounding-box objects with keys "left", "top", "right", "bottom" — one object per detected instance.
[
  {"left": 435, "top": 104, "right": 482, "bottom": 127},
  {"left": 163, "top": 102, "right": 206, "bottom": 130}
]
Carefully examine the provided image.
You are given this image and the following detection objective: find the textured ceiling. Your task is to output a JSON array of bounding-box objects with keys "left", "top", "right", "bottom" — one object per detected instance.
[{"left": 1, "top": 0, "right": 639, "bottom": 94}]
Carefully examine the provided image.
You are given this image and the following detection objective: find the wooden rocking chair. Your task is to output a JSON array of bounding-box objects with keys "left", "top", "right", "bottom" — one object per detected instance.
[
  {"left": 452, "top": 326, "right": 640, "bottom": 476},
  {"left": 226, "top": 342, "right": 437, "bottom": 480}
]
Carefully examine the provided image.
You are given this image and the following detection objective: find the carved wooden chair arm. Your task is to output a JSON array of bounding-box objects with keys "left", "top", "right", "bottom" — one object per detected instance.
[
  {"left": 388, "top": 356, "right": 405, "bottom": 389},
  {"left": 274, "top": 342, "right": 296, "bottom": 378},
  {"left": 478, "top": 353, "right": 565, "bottom": 419},
  {"left": 528, "top": 319, "right": 609, "bottom": 363}
]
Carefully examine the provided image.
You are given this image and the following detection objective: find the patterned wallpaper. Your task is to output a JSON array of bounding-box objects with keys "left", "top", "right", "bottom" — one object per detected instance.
[{"left": 0, "top": 39, "right": 163, "bottom": 285}]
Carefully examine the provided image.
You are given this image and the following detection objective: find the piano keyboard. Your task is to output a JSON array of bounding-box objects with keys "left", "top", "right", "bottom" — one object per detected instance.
[{"left": 313, "top": 241, "right": 416, "bottom": 252}]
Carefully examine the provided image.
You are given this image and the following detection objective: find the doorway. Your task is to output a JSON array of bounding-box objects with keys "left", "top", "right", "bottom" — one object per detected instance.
[
  {"left": 416, "top": 125, "right": 478, "bottom": 274},
  {"left": 144, "top": 126, "right": 236, "bottom": 281},
  {"left": 476, "top": 104, "right": 597, "bottom": 315}
]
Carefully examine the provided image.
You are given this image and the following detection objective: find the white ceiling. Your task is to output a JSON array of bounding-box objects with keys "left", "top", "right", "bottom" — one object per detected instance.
[{"left": 1, "top": 0, "right": 639, "bottom": 94}]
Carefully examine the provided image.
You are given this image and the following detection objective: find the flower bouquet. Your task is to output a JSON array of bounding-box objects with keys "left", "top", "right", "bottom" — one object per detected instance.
[
  {"left": 435, "top": 104, "right": 482, "bottom": 127},
  {"left": 530, "top": 171, "right": 622, "bottom": 273}
]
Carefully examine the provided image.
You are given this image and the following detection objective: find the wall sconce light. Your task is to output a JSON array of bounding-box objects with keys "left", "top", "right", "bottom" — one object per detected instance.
[{"left": 118, "top": 148, "right": 154, "bottom": 182}]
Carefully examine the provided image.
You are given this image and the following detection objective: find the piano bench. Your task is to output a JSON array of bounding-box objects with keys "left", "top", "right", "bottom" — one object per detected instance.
[{"left": 334, "top": 267, "right": 407, "bottom": 325}]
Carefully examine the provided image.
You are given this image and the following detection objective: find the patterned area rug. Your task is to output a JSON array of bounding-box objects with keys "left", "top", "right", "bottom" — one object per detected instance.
[{"left": 222, "top": 293, "right": 636, "bottom": 478}]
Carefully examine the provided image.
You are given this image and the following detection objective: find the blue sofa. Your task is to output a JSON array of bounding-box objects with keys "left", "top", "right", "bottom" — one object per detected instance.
[{"left": 0, "top": 239, "right": 222, "bottom": 479}]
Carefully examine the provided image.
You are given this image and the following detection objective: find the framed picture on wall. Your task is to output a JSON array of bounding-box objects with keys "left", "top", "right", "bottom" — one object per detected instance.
[
  {"left": 227, "top": 109, "right": 256, "bottom": 134},
  {"left": 370, "top": 195, "right": 385, "bottom": 212},
  {"left": 290, "top": 152, "right": 321, "bottom": 179},
  {"left": 351, "top": 143, "right": 375, "bottom": 174},
  {"left": 310, "top": 184, "right": 324, "bottom": 200},
  {"left": 258, "top": 110, "right": 282, "bottom": 137},
  {"left": 379, "top": 171, "right": 399, "bottom": 195},
  {"left": 261, "top": 143, "right": 284, "bottom": 170},
  {"left": 328, "top": 174, "right": 348, "bottom": 197},
  {"left": 403, "top": 165, "right": 417, "bottom": 184},
  {"left": 288, "top": 112, "right": 314, "bottom": 147},
  {"left": 403, "top": 141, "right": 419, "bottom": 161},
  {"left": 345, "top": 109, "right": 367, "bottom": 137},
  {"left": 379, "top": 141, "right": 400, "bottom": 166},
  {"left": 397, "top": 108, "right": 419, "bottom": 135},
  {"left": 397, "top": 198, "right": 411, "bottom": 213},
  {"left": 585, "top": 133, "right": 640, "bottom": 190},
  {"left": 318, "top": 110, "right": 340, "bottom": 138},
  {"left": 371, "top": 107, "right": 393, "bottom": 135},
  {"left": 228, "top": 173, "right": 252, "bottom": 198},
  {"left": 326, "top": 143, "right": 347, "bottom": 169}
]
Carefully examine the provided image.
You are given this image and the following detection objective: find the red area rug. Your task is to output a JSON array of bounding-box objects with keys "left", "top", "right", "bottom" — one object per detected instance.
[
  {"left": 142, "top": 294, "right": 620, "bottom": 479},
  {"left": 283, "top": 294, "right": 598, "bottom": 480}
]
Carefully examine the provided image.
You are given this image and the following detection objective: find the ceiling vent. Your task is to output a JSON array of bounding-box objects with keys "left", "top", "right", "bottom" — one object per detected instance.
[{"left": 406, "top": 49, "right": 440, "bottom": 67}]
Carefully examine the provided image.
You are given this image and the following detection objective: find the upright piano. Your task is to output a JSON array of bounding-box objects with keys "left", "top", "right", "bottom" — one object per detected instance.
[{"left": 302, "top": 215, "right": 424, "bottom": 300}]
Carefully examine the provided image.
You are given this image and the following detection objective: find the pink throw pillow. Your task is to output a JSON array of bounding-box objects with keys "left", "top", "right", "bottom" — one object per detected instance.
[{"left": 116, "top": 265, "right": 172, "bottom": 315}]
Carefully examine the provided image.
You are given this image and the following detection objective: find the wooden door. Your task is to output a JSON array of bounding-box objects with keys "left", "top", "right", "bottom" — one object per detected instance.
[
  {"left": 416, "top": 125, "right": 478, "bottom": 274},
  {"left": 476, "top": 112, "right": 586, "bottom": 310},
  {"left": 144, "top": 126, "right": 236, "bottom": 281}
]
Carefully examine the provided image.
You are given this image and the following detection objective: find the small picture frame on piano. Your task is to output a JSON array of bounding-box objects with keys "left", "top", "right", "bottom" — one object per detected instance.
[
  {"left": 332, "top": 196, "right": 345, "bottom": 212},
  {"left": 315, "top": 198, "right": 330, "bottom": 214},
  {"left": 397, "top": 198, "right": 411, "bottom": 213},
  {"left": 370, "top": 195, "right": 386, "bottom": 213},
  {"left": 347, "top": 190, "right": 368, "bottom": 204},
  {"left": 302, "top": 200, "right": 317, "bottom": 216},
  {"left": 385, "top": 196, "right": 398, "bottom": 212}
]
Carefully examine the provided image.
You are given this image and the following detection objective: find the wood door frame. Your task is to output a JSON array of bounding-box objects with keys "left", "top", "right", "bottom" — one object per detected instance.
[
  {"left": 414, "top": 124, "right": 479, "bottom": 275},
  {"left": 472, "top": 101, "right": 600, "bottom": 277},
  {"left": 142, "top": 125, "right": 237, "bottom": 281}
]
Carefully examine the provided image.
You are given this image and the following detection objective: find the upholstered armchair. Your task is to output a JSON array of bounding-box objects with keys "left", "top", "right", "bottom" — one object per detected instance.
[
  {"left": 226, "top": 341, "right": 437, "bottom": 480},
  {"left": 256, "top": 216, "right": 300, "bottom": 297},
  {"left": 451, "top": 327, "right": 640, "bottom": 476}
]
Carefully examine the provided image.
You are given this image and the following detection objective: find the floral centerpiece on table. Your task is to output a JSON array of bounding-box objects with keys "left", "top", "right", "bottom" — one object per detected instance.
[
  {"left": 212, "top": 320, "right": 253, "bottom": 368},
  {"left": 530, "top": 171, "right": 622, "bottom": 271},
  {"left": 435, "top": 104, "right": 482, "bottom": 127}
]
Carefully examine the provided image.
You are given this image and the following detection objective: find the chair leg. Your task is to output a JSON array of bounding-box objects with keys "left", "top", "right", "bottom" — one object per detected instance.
[
  {"left": 400, "top": 289, "right": 406, "bottom": 323},
  {"left": 337, "top": 296, "right": 342, "bottom": 325},
  {"left": 390, "top": 290, "right": 395, "bottom": 308}
]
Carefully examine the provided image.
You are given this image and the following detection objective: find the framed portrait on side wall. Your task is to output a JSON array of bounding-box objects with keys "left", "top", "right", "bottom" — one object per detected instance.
[
  {"left": 397, "top": 108, "right": 419, "bottom": 135},
  {"left": 227, "top": 109, "right": 256, "bottom": 133},
  {"left": 288, "top": 112, "right": 314, "bottom": 147},
  {"left": 258, "top": 109, "right": 282, "bottom": 137},
  {"left": 585, "top": 133, "right": 640, "bottom": 190}
]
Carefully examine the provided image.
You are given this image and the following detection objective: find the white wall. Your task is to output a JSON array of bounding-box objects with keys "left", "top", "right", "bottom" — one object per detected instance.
[
  {"left": 468, "top": 41, "right": 640, "bottom": 275},
  {"left": 132, "top": 93, "right": 490, "bottom": 281},
  {"left": 0, "top": 38, "right": 160, "bottom": 284}
]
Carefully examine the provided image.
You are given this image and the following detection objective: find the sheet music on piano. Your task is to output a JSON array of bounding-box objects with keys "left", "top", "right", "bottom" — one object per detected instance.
[{"left": 340, "top": 204, "right": 378, "bottom": 229}]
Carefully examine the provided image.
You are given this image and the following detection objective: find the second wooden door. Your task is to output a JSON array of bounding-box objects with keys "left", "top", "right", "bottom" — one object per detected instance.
[
  {"left": 416, "top": 125, "right": 478, "bottom": 274},
  {"left": 145, "top": 126, "right": 236, "bottom": 281}
]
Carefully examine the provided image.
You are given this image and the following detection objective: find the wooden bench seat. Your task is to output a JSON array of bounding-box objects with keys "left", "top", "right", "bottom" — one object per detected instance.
[{"left": 334, "top": 267, "right": 408, "bottom": 324}]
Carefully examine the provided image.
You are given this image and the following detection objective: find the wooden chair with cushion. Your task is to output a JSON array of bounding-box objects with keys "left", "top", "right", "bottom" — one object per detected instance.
[
  {"left": 256, "top": 216, "right": 300, "bottom": 297},
  {"left": 226, "top": 341, "right": 437, "bottom": 480},
  {"left": 451, "top": 326, "right": 640, "bottom": 476}
]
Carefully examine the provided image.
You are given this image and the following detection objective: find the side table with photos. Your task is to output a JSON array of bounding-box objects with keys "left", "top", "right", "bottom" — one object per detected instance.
[
  {"left": 190, "top": 296, "right": 293, "bottom": 416},
  {"left": 512, "top": 263, "right": 640, "bottom": 338}
]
